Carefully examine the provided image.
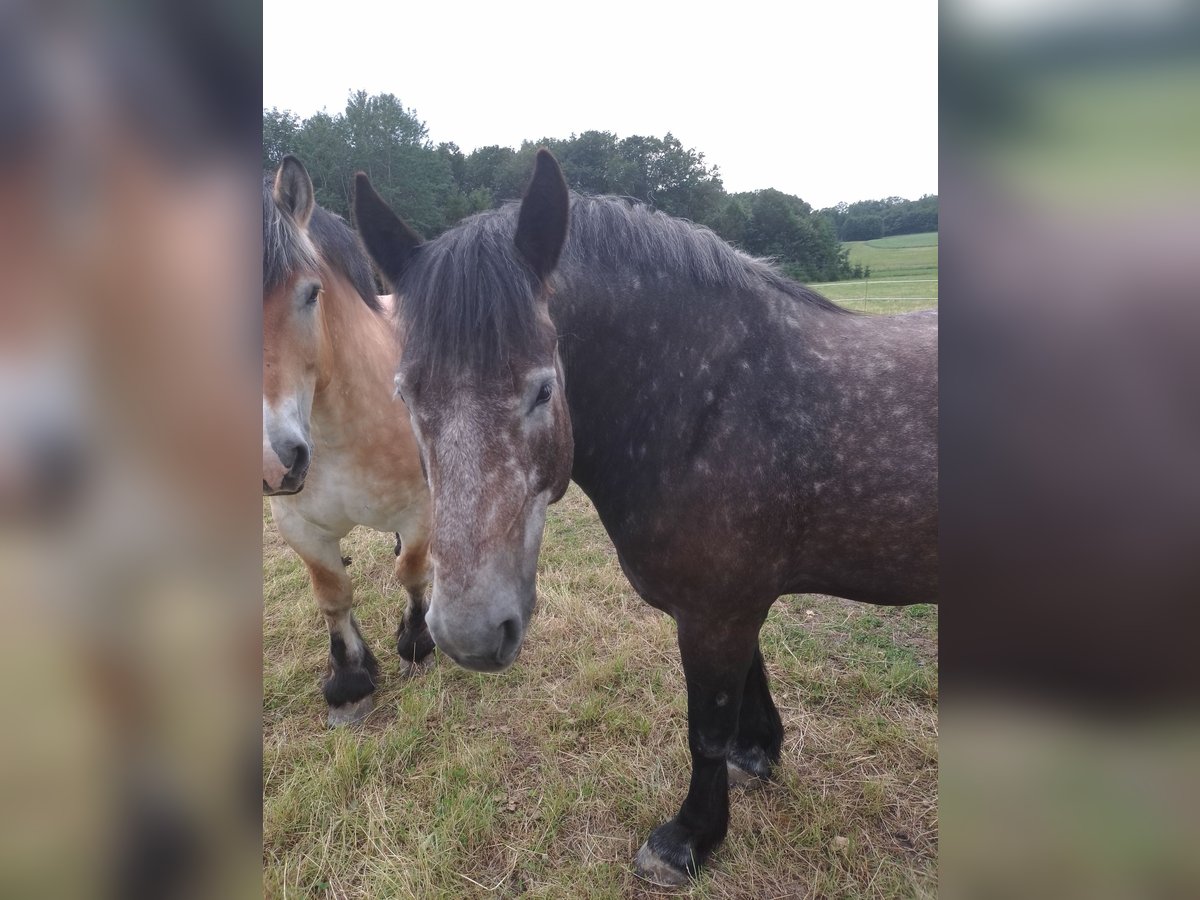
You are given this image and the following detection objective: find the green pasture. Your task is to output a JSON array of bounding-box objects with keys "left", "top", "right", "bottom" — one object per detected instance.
[{"left": 809, "top": 231, "right": 938, "bottom": 314}]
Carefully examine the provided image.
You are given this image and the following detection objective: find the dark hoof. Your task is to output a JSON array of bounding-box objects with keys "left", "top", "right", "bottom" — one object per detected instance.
[
  {"left": 634, "top": 821, "right": 701, "bottom": 886},
  {"left": 728, "top": 745, "right": 774, "bottom": 788},
  {"left": 397, "top": 623, "right": 435, "bottom": 664},
  {"left": 321, "top": 654, "right": 378, "bottom": 711},
  {"left": 326, "top": 694, "right": 374, "bottom": 727}
]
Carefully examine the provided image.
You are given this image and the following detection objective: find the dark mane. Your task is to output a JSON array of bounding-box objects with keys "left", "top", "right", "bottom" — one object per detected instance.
[
  {"left": 398, "top": 192, "right": 849, "bottom": 376},
  {"left": 561, "top": 195, "right": 851, "bottom": 316},
  {"left": 263, "top": 177, "right": 381, "bottom": 312}
]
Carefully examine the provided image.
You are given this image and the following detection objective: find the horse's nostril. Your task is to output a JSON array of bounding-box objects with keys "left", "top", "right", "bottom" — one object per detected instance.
[
  {"left": 497, "top": 616, "right": 521, "bottom": 661},
  {"left": 290, "top": 441, "right": 310, "bottom": 476}
]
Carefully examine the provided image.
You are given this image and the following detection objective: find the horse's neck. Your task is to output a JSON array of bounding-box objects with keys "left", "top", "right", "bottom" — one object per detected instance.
[
  {"left": 555, "top": 269, "right": 842, "bottom": 480},
  {"left": 555, "top": 264, "right": 810, "bottom": 377},
  {"left": 310, "top": 282, "right": 398, "bottom": 445}
]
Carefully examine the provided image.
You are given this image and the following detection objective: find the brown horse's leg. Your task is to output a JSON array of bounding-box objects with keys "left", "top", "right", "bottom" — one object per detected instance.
[
  {"left": 275, "top": 509, "right": 377, "bottom": 726},
  {"left": 635, "top": 610, "right": 765, "bottom": 886},
  {"left": 728, "top": 645, "right": 783, "bottom": 786},
  {"left": 393, "top": 533, "right": 434, "bottom": 665},
  {"left": 308, "top": 558, "right": 379, "bottom": 725}
]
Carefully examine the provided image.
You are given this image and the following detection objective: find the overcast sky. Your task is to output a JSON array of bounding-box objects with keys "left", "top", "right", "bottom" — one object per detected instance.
[{"left": 263, "top": 1, "right": 937, "bottom": 209}]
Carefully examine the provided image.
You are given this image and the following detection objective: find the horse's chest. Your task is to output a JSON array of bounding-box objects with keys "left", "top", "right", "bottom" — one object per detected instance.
[{"left": 299, "top": 452, "right": 423, "bottom": 533}]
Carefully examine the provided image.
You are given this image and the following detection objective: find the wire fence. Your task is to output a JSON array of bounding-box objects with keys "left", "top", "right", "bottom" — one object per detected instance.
[{"left": 806, "top": 278, "right": 938, "bottom": 302}]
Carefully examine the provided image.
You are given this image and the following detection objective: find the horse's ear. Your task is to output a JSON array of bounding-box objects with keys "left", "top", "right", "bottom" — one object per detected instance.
[
  {"left": 273, "top": 155, "right": 314, "bottom": 228},
  {"left": 353, "top": 172, "right": 423, "bottom": 288},
  {"left": 515, "top": 149, "right": 569, "bottom": 280}
]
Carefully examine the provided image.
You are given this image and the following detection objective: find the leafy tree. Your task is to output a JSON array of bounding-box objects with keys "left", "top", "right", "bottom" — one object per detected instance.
[
  {"left": 278, "top": 92, "right": 457, "bottom": 235},
  {"left": 710, "top": 196, "right": 749, "bottom": 247},
  {"left": 481, "top": 142, "right": 542, "bottom": 203},
  {"left": 820, "top": 194, "right": 938, "bottom": 239},
  {"left": 437, "top": 142, "right": 466, "bottom": 190},
  {"left": 263, "top": 91, "right": 902, "bottom": 281},
  {"left": 461, "top": 145, "right": 517, "bottom": 195},
  {"left": 263, "top": 107, "right": 300, "bottom": 170},
  {"left": 611, "top": 133, "right": 724, "bottom": 223},
  {"left": 841, "top": 214, "right": 884, "bottom": 241},
  {"left": 740, "top": 189, "right": 849, "bottom": 281},
  {"left": 550, "top": 131, "right": 620, "bottom": 195},
  {"left": 289, "top": 110, "right": 352, "bottom": 215}
]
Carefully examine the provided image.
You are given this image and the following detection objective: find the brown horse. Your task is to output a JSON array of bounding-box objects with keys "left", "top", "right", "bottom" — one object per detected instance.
[
  {"left": 263, "top": 157, "right": 434, "bottom": 725},
  {"left": 353, "top": 150, "right": 937, "bottom": 885}
]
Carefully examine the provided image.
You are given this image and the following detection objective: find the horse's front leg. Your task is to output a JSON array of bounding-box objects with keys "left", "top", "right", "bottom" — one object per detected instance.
[
  {"left": 274, "top": 506, "right": 378, "bottom": 726},
  {"left": 635, "top": 611, "right": 764, "bottom": 886},
  {"left": 392, "top": 531, "right": 434, "bottom": 666}
]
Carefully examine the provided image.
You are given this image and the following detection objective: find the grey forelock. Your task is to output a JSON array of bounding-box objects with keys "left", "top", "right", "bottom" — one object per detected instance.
[{"left": 397, "top": 207, "right": 545, "bottom": 381}]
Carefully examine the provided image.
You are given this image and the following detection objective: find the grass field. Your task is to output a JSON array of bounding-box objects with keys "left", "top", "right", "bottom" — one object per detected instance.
[
  {"left": 810, "top": 232, "right": 938, "bottom": 315},
  {"left": 264, "top": 487, "right": 938, "bottom": 898},
  {"left": 843, "top": 233, "right": 939, "bottom": 279}
]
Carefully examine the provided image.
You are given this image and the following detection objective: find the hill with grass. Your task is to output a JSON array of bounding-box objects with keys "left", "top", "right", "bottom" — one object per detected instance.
[{"left": 808, "top": 232, "right": 938, "bottom": 313}]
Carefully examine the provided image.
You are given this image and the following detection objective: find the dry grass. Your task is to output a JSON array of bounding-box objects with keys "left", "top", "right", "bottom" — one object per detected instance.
[{"left": 264, "top": 488, "right": 938, "bottom": 898}]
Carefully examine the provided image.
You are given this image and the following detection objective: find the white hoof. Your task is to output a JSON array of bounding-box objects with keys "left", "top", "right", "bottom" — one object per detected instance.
[
  {"left": 727, "top": 745, "right": 772, "bottom": 788},
  {"left": 727, "top": 759, "right": 761, "bottom": 788},
  {"left": 326, "top": 694, "right": 374, "bottom": 726},
  {"left": 634, "top": 841, "right": 689, "bottom": 887}
]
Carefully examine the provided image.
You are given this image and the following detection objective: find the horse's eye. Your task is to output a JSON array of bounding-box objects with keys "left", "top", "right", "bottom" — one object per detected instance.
[
  {"left": 306, "top": 284, "right": 321, "bottom": 305},
  {"left": 534, "top": 382, "right": 553, "bottom": 407}
]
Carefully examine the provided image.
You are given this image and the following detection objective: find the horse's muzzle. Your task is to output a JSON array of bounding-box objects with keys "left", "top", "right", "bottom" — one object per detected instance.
[
  {"left": 427, "top": 605, "right": 524, "bottom": 673},
  {"left": 263, "top": 438, "right": 311, "bottom": 495}
]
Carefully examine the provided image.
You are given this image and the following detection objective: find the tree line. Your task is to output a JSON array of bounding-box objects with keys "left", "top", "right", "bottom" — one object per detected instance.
[
  {"left": 264, "top": 91, "right": 937, "bottom": 282},
  {"left": 821, "top": 195, "right": 939, "bottom": 242}
]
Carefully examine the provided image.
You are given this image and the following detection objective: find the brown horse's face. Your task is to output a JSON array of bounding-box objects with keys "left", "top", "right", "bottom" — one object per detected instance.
[
  {"left": 262, "top": 269, "right": 324, "bottom": 495},
  {"left": 262, "top": 158, "right": 322, "bottom": 495},
  {"left": 397, "top": 324, "right": 573, "bottom": 671}
]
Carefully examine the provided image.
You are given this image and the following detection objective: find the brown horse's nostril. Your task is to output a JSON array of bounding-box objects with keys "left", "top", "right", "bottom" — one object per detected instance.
[
  {"left": 289, "top": 441, "right": 310, "bottom": 478},
  {"left": 277, "top": 439, "right": 307, "bottom": 473},
  {"left": 268, "top": 439, "right": 311, "bottom": 494},
  {"left": 274, "top": 440, "right": 310, "bottom": 483}
]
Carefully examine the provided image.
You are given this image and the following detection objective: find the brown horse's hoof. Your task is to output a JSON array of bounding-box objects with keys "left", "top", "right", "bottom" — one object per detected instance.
[
  {"left": 397, "top": 623, "right": 435, "bottom": 665},
  {"left": 634, "top": 840, "right": 691, "bottom": 887},
  {"left": 326, "top": 694, "right": 374, "bottom": 727}
]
